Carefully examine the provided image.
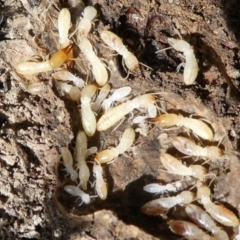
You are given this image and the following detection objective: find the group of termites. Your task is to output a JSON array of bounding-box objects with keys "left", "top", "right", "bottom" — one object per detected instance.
[{"left": 14, "top": 1, "right": 239, "bottom": 239}]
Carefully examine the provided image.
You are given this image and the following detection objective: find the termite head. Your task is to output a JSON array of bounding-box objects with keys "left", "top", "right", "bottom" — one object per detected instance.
[
  {"left": 83, "top": 6, "right": 97, "bottom": 21},
  {"left": 150, "top": 113, "right": 178, "bottom": 126},
  {"left": 180, "top": 191, "right": 194, "bottom": 204},
  {"left": 196, "top": 185, "right": 211, "bottom": 199},
  {"left": 207, "top": 146, "right": 224, "bottom": 160},
  {"left": 191, "top": 165, "right": 206, "bottom": 181},
  {"left": 137, "top": 94, "right": 155, "bottom": 108},
  {"left": 125, "top": 53, "right": 139, "bottom": 72}
]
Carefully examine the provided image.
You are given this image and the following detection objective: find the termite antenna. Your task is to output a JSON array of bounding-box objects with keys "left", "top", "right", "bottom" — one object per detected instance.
[{"left": 139, "top": 62, "right": 153, "bottom": 70}]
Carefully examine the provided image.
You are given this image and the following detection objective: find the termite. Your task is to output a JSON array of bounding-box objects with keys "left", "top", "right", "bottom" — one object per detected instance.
[
  {"left": 169, "top": 220, "right": 215, "bottom": 240},
  {"left": 100, "top": 30, "right": 139, "bottom": 72},
  {"left": 55, "top": 81, "right": 81, "bottom": 102},
  {"left": 58, "top": 8, "right": 71, "bottom": 48},
  {"left": 64, "top": 185, "right": 90, "bottom": 205},
  {"left": 80, "top": 85, "right": 98, "bottom": 137},
  {"left": 74, "top": 131, "right": 90, "bottom": 190},
  {"left": 141, "top": 190, "right": 194, "bottom": 216},
  {"left": 77, "top": 6, "right": 97, "bottom": 38},
  {"left": 172, "top": 136, "right": 223, "bottom": 161},
  {"left": 61, "top": 147, "right": 78, "bottom": 182},
  {"left": 91, "top": 84, "right": 111, "bottom": 112},
  {"left": 101, "top": 86, "right": 132, "bottom": 112},
  {"left": 160, "top": 153, "right": 207, "bottom": 181},
  {"left": 143, "top": 181, "right": 182, "bottom": 195},
  {"left": 97, "top": 94, "right": 155, "bottom": 131},
  {"left": 15, "top": 44, "right": 73, "bottom": 75},
  {"left": 93, "top": 161, "right": 108, "bottom": 200},
  {"left": 168, "top": 38, "right": 199, "bottom": 85},
  {"left": 95, "top": 127, "right": 135, "bottom": 164},
  {"left": 152, "top": 113, "right": 213, "bottom": 141},
  {"left": 186, "top": 204, "right": 229, "bottom": 240},
  {"left": 197, "top": 184, "right": 239, "bottom": 227},
  {"left": 79, "top": 38, "right": 108, "bottom": 86},
  {"left": 52, "top": 70, "right": 85, "bottom": 88}
]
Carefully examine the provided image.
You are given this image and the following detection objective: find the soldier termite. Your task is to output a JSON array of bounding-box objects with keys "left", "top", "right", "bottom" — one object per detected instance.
[
  {"left": 79, "top": 38, "right": 108, "bottom": 86},
  {"left": 168, "top": 38, "right": 199, "bottom": 85},
  {"left": 61, "top": 147, "right": 78, "bottom": 182},
  {"left": 15, "top": 44, "right": 73, "bottom": 75},
  {"left": 95, "top": 127, "right": 135, "bottom": 164},
  {"left": 169, "top": 220, "right": 215, "bottom": 240},
  {"left": 197, "top": 183, "right": 239, "bottom": 227},
  {"left": 64, "top": 185, "right": 90, "bottom": 205},
  {"left": 141, "top": 190, "right": 194, "bottom": 216},
  {"left": 185, "top": 204, "right": 229, "bottom": 240},
  {"left": 172, "top": 136, "right": 224, "bottom": 161},
  {"left": 160, "top": 153, "right": 207, "bottom": 181},
  {"left": 74, "top": 131, "right": 90, "bottom": 190},
  {"left": 93, "top": 161, "right": 108, "bottom": 200},
  {"left": 100, "top": 30, "right": 139, "bottom": 72},
  {"left": 101, "top": 86, "right": 132, "bottom": 112},
  {"left": 143, "top": 181, "right": 182, "bottom": 195},
  {"left": 152, "top": 113, "right": 213, "bottom": 141},
  {"left": 97, "top": 94, "right": 155, "bottom": 131},
  {"left": 80, "top": 85, "right": 98, "bottom": 137}
]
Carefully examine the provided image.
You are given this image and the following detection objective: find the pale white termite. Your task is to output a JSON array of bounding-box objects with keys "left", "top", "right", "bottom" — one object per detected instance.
[
  {"left": 101, "top": 86, "right": 132, "bottom": 112},
  {"left": 61, "top": 147, "right": 78, "bottom": 181},
  {"left": 74, "top": 131, "right": 90, "bottom": 190},
  {"left": 79, "top": 38, "right": 108, "bottom": 86},
  {"left": 141, "top": 190, "right": 194, "bottom": 216},
  {"left": 172, "top": 136, "right": 223, "bottom": 161},
  {"left": 58, "top": 8, "right": 71, "bottom": 48},
  {"left": 95, "top": 127, "right": 135, "bottom": 163},
  {"left": 80, "top": 85, "right": 98, "bottom": 137},
  {"left": 15, "top": 45, "right": 73, "bottom": 75},
  {"left": 152, "top": 113, "right": 213, "bottom": 141},
  {"left": 169, "top": 220, "right": 215, "bottom": 240},
  {"left": 197, "top": 184, "right": 239, "bottom": 227},
  {"left": 100, "top": 30, "right": 139, "bottom": 72},
  {"left": 186, "top": 204, "right": 229, "bottom": 240},
  {"left": 27, "top": 82, "right": 48, "bottom": 95},
  {"left": 168, "top": 38, "right": 199, "bottom": 85},
  {"left": 52, "top": 70, "right": 85, "bottom": 88},
  {"left": 64, "top": 185, "right": 90, "bottom": 205},
  {"left": 77, "top": 6, "right": 97, "bottom": 38},
  {"left": 55, "top": 81, "right": 81, "bottom": 102},
  {"left": 160, "top": 153, "right": 207, "bottom": 181},
  {"left": 97, "top": 94, "right": 155, "bottom": 131},
  {"left": 91, "top": 84, "right": 111, "bottom": 112},
  {"left": 93, "top": 162, "right": 108, "bottom": 200},
  {"left": 143, "top": 181, "right": 182, "bottom": 195}
]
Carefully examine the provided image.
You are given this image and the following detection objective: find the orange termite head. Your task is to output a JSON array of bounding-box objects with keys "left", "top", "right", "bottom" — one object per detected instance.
[{"left": 149, "top": 113, "right": 179, "bottom": 127}]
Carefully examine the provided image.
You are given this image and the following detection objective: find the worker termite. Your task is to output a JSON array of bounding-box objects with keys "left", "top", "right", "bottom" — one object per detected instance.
[
  {"left": 160, "top": 153, "right": 207, "bottom": 181},
  {"left": 95, "top": 127, "right": 135, "bottom": 163},
  {"left": 152, "top": 113, "right": 213, "bottom": 141},
  {"left": 91, "top": 84, "right": 111, "bottom": 112},
  {"left": 141, "top": 190, "right": 194, "bottom": 216},
  {"left": 197, "top": 183, "right": 239, "bottom": 227},
  {"left": 100, "top": 30, "right": 139, "bottom": 72},
  {"left": 79, "top": 38, "right": 108, "bottom": 86},
  {"left": 101, "top": 86, "right": 132, "bottom": 112},
  {"left": 52, "top": 70, "right": 85, "bottom": 88},
  {"left": 74, "top": 131, "right": 90, "bottom": 190},
  {"left": 143, "top": 181, "right": 182, "bottom": 195},
  {"left": 15, "top": 44, "right": 73, "bottom": 75},
  {"left": 186, "top": 204, "right": 229, "bottom": 240},
  {"left": 80, "top": 85, "right": 98, "bottom": 137},
  {"left": 58, "top": 8, "right": 71, "bottom": 48},
  {"left": 93, "top": 161, "right": 108, "bottom": 200},
  {"left": 61, "top": 147, "right": 78, "bottom": 182},
  {"left": 172, "top": 136, "right": 224, "bottom": 161},
  {"left": 77, "top": 6, "right": 97, "bottom": 38},
  {"left": 55, "top": 81, "right": 81, "bottom": 102},
  {"left": 64, "top": 185, "right": 90, "bottom": 205},
  {"left": 168, "top": 38, "right": 199, "bottom": 85},
  {"left": 169, "top": 220, "right": 215, "bottom": 240},
  {"left": 97, "top": 94, "right": 155, "bottom": 131}
]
